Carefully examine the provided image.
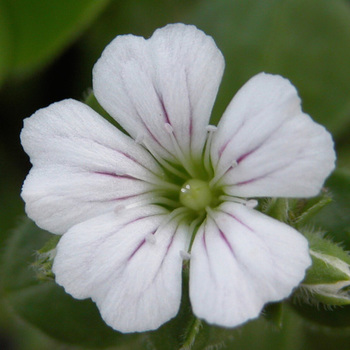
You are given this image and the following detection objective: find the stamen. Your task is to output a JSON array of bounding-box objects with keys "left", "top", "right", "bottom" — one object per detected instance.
[
  {"left": 246, "top": 199, "right": 258, "bottom": 208},
  {"left": 180, "top": 250, "right": 191, "bottom": 260},
  {"left": 187, "top": 215, "right": 204, "bottom": 252},
  {"left": 209, "top": 160, "right": 238, "bottom": 188},
  {"left": 154, "top": 197, "right": 180, "bottom": 208},
  {"left": 157, "top": 207, "right": 189, "bottom": 231},
  {"left": 145, "top": 233, "right": 156, "bottom": 244},
  {"left": 203, "top": 125, "right": 217, "bottom": 176},
  {"left": 123, "top": 195, "right": 180, "bottom": 211},
  {"left": 205, "top": 206, "right": 216, "bottom": 219},
  {"left": 164, "top": 123, "right": 197, "bottom": 177},
  {"left": 124, "top": 200, "right": 151, "bottom": 210},
  {"left": 206, "top": 125, "right": 218, "bottom": 133},
  {"left": 141, "top": 137, "right": 187, "bottom": 182},
  {"left": 218, "top": 195, "right": 258, "bottom": 208}
]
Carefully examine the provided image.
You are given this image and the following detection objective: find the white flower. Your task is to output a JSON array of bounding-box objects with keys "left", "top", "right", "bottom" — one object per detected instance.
[{"left": 21, "top": 23, "right": 335, "bottom": 333}]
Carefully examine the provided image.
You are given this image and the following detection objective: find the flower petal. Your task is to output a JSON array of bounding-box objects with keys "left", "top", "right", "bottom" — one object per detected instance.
[
  {"left": 93, "top": 23, "right": 224, "bottom": 164},
  {"left": 211, "top": 73, "right": 335, "bottom": 197},
  {"left": 21, "top": 99, "right": 162, "bottom": 233},
  {"left": 53, "top": 205, "right": 191, "bottom": 333},
  {"left": 189, "top": 202, "right": 311, "bottom": 328}
]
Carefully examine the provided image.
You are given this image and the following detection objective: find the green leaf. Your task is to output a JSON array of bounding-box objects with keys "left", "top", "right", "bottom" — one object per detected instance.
[
  {"left": 292, "top": 302, "right": 350, "bottom": 329},
  {"left": 0, "top": 1, "right": 12, "bottom": 87},
  {"left": 310, "top": 170, "right": 350, "bottom": 248},
  {"left": 291, "top": 191, "right": 333, "bottom": 228},
  {"left": 1, "top": 0, "right": 109, "bottom": 77},
  {"left": 189, "top": 0, "right": 350, "bottom": 138},
  {"left": 263, "top": 303, "right": 284, "bottom": 329},
  {"left": 1, "top": 218, "right": 140, "bottom": 348},
  {"left": 261, "top": 198, "right": 289, "bottom": 222}
]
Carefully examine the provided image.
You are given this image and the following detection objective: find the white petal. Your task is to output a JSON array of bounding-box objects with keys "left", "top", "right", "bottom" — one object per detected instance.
[
  {"left": 189, "top": 202, "right": 311, "bottom": 328},
  {"left": 211, "top": 73, "right": 335, "bottom": 197},
  {"left": 21, "top": 99, "right": 161, "bottom": 233},
  {"left": 93, "top": 23, "right": 224, "bottom": 163},
  {"left": 53, "top": 205, "right": 191, "bottom": 333}
]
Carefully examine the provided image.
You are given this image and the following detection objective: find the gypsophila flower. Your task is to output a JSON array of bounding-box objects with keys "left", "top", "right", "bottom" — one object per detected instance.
[{"left": 21, "top": 23, "right": 336, "bottom": 333}]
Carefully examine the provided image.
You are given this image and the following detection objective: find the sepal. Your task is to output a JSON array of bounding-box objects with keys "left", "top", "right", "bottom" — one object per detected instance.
[
  {"left": 289, "top": 189, "right": 333, "bottom": 227},
  {"left": 260, "top": 190, "right": 332, "bottom": 226},
  {"left": 297, "top": 231, "right": 350, "bottom": 306},
  {"left": 33, "top": 235, "right": 60, "bottom": 281}
]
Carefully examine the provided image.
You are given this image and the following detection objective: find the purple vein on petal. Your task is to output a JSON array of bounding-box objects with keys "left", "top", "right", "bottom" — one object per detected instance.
[
  {"left": 221, "top": 210, "right": 254, "bottom": 232},
  {"left": 218, "top": 120, "right": 246, "bottom": 158},
  {"left": 93, "top": 171, "right": 142, "bottom": 181},
  {"left": 86, "top": 190, "right": 156, "bottom": 203},
  {"left": 218, "top": 109, "right": 289, "bottom": 166},
  {"left": 98, "top": 214, "right": 163, "bottom": 248},
  {"left": 91, "top": 136, "right": 164, "bottom": 179},
  {"left": 120, "top": 73, "right": 174, "bottom": 159},
  {"left": 233, "top": 174, "right": 269, "bottom": 187},
  {"left": 128, "top": 239, "right": 146, "bottom": 261},
  {"left": 236, "top": 147, "right": 258, "bottom": 164},
  {"left": 218, "top": 229, "right": 236, "bottom": 257},
  {"left": 150, "top": 225, "right": 178, "bottom": 285},
  {"left": 227, "top": 159, "right": 295, "bottom": 187},
  {"left": 155, "top": 88, "right": 171, "bottom": 125}
]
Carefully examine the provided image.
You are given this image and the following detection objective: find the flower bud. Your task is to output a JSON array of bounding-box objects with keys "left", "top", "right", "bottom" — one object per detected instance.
[
  {"left": 32, "top": 235, "right": 60, "bottom": 281},
  {"left": 300, "top": 232, "right": 350, "bottom": 306}
]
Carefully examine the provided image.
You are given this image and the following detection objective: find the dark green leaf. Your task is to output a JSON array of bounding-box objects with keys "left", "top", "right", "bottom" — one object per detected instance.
[
  {"left": 311, "top": 170, "right": 350, "bottom": 248},
  {"left": 189, "top": 0, "right": 350, "bottom": 138},
  {"left": 2, "top": 0, "right": 109, "bottom": 77},
  {"left": 263, "top": 303, "right": 284, "bottom": 329},
  {"left": 0, "top": 1, "right": 12, "bottom": 87},
  {"left": 1, "top": 218, "right": 140, "bottom": 348},
  {"left": 292, "top": 302, "right": 350, "bottom": 328}
]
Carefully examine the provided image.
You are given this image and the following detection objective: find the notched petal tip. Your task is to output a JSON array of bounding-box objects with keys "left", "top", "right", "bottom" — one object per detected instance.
[
  {"left": 53, "top": 206, "right": 190, "bottom": 333},
  {"left": 212, "top": 72, "right": 336, "bottom": 198},
  {"left": 189, "top": 203, "right": 311, "bottom": 328},
  {"left": 93, "top": 23, "right": 225, "bottom": 162},
  {"left": 20, "top": 98, "right": 162, "bottom": 234}
]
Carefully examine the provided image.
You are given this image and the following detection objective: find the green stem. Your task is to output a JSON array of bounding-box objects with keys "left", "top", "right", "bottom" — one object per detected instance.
[{"left": 180, "top": 317, "right": 202, "bottom": 350}]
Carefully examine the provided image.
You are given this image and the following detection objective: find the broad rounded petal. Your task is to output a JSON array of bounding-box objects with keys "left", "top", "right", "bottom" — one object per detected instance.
[
  {"left": 189, "top": 202, "right": 311, "bottom": 328},
  {"left": 21, "top": 99, "right": 161, "bottom": 233},
  {"left": 211, "top": 73, "right": 335, "bottom": 197},
  {"left": 53, "top": 205, "right": 191, "bottom": 333},
  {"left": 93, "top": 23, "right": 224, "bottom": 163},
  {"left": 22, "top": 166, "right": 156, "bottom": 234}
]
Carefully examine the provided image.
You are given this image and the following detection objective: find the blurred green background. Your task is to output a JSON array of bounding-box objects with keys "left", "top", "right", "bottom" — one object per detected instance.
[{"left": 1, "top": 0, "right": 350, "bottom": 349}]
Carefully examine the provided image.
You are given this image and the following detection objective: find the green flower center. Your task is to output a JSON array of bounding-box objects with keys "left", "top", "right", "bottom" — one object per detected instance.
[{"left": 179, "top": 179, "right": 212, "bottom": 212}]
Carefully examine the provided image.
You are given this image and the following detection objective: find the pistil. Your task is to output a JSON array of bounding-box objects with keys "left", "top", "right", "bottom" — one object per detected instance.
[{"left": 180, "top": 179, "right": 213, "bottom": 212}]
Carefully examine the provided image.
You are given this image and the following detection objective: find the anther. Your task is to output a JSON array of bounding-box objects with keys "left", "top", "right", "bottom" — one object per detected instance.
[
  {"left": 206, "top": 125, "right": 217, "bottom": 133},
  {"left": 203, "top": 126, "right": 217, "bottom": 176},
  {"left": 145, "top": 233, "right": 156, "bottom": 244},
  {"left": 180, "top": 250, "right": 191, "bottom": 260},
  {"left": 246, "top": 199, "right": 258, "bottom": 209}
]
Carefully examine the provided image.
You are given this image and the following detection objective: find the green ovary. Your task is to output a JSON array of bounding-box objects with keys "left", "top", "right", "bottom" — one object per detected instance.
[{"left": 179, "top": 179, "right": 212, "bottom": 212}]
